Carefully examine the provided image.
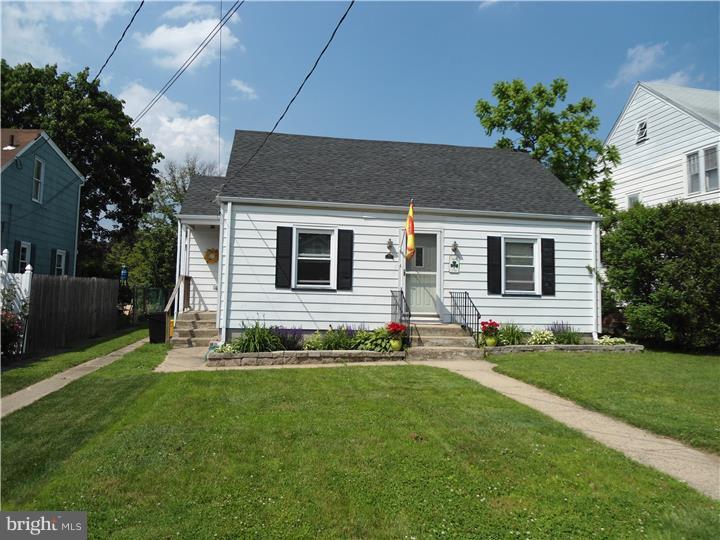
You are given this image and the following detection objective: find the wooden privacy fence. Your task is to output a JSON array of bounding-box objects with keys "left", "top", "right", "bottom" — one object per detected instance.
[{"left": 25, "top": 275, "right": 119, "bottom": 354}]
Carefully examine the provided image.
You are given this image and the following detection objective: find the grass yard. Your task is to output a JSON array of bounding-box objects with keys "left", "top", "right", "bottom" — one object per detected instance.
[
  {"left": 1, "top": 326, "right": 147, "bottom": 396},
  {"left": 2, "top": 344, "right": 718, "bottom": 538},
  {"left": 492, "top": 351, "right": 720, "bottom": 454}
]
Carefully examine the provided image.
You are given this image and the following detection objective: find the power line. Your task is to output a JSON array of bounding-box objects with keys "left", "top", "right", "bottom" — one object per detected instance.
[
  {"left": 92, "top": 1, "right": 145, "bottom": 83},
  {"left": 234, "top": 0, "right": 356, "bottom": 173},
  {"left": 131, "top": 0, "right": 244, "bottom": 127}
]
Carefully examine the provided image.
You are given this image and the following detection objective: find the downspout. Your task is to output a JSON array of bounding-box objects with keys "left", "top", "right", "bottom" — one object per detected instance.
[
  {"left": 591, "top": 221, "right": 599, "bottom": 340},
  {"left": 221, "top": 202, "right": 233, "bottom": 343}
]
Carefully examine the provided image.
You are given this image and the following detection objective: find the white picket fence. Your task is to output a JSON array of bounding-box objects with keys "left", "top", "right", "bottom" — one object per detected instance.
[{"left": 0, "top": 248, "right": 33, "bottom": 315}]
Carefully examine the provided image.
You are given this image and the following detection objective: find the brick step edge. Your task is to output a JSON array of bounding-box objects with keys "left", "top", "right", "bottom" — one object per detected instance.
[{"left": 207, "top": 350, "right": 406, "bottom": 367}]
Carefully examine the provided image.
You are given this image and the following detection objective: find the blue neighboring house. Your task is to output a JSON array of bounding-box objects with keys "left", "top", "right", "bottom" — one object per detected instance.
[{"left": 1, "top": 129, "right": 85, "bottom": 276}]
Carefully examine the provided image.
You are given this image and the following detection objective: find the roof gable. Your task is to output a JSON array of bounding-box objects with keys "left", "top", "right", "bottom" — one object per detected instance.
[
  {"left": 1, "top": 128, "right": 85, "bottom": 182},
  {"left": 641, "top": 82, "right": 720, "bottom": 131}
]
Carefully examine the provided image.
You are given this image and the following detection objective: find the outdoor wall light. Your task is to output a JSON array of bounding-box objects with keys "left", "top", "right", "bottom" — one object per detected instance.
[
  {"left": 451, "top": 241, "right": 459, "bottom": 253},
  {"left": 385, "top": 238, "right": 395, "bottom": 259}
]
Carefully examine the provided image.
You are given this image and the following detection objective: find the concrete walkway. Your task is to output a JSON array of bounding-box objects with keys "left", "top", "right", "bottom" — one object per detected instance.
[
  {"left": 419, "top": 359, "right": 720, "bottom": 500},
  {"left": 1, "top": 338, "right": 148, "bottom": 418},
  {"left": 153, "top": 347, "right": 720, "bottom": 500}
]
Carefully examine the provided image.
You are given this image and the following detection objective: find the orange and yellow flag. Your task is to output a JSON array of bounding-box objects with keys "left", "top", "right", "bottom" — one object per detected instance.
[{"left": 405, "top": 200, "right": 415, "bottom": 260}]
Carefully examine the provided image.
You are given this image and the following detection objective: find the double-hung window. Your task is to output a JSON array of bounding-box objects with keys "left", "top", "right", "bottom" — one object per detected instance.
[
  {"left": 32, "top": 158, "right": 44, "bottom": 203},
  {"left": 704, "top": 146, "right": 718, "bottom": 192},
  {"left": 687, "top": 152, "right": 701, "bottom": 194},
  {"left": 18, "top": 241, "right": 31, "bottom": 272},
  {"left": 503, "top": 239, "right": 538, "bottom": 293},
  {"left": 55, "top": 250, "right": 66, "bottom": 275},
  {"left": 295, "top": 229, "right": 335, "bottom": 288}
]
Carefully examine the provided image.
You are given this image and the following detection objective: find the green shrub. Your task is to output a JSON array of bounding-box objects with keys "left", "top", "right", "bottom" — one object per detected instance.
[
  {"left": 497, "top": 322, "right": 525, "bottom": 345},
  {"left": 527, "top": 329, "right": 556, "bottom": 345},
  {"left": 352, "top": 327, "right": 393, "bottom": 352},
  {"left": 548, "top": 321, "right": 581, "bottom": 345},
  {"left": 596, "top": 335, "right": 626, "bottom": 345},
  {"left": 302, "top": 326, "right": 358, "bottom": 351},
  {"left": 302, "top": 331, "right": 324, "bottom": 350},
  {"left": 271, "top": 327, "right": 304, "bottom": 351},
  {"left": 217, "top": 322, "right": 283, "bottom": 353},
  {"left": 603, "top": 201, "right": 720, "bottom": 349}
]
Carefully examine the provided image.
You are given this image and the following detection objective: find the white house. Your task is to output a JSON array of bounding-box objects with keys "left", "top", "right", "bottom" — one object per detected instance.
[
  {"left": 175, "top": 131, "right": 602, "bottom": 345},
  {"left": 606, "top": 82, "right": 719, "bottom": 209}
]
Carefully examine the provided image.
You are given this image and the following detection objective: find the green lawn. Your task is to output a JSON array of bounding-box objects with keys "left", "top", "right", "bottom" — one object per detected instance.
[
  {"left": 2, "top": 344, "right": 718, "bottom": 538},
  {"left": 1, "top": 327, "right": 147, "bottom": 396},
  {"left": 492, "top": 351, "right": 720, "bottom": 454}
]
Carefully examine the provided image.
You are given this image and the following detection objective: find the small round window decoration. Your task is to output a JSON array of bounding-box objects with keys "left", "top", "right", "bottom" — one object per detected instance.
[{"left": 203, "top": 248, "right": 219, "bottom": 264}]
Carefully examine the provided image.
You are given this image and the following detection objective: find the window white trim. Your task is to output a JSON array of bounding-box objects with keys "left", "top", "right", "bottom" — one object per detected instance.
[
  {"left": 291, "top": 226, "right": 337, "bottom": 289},
  {"left": 19, "top": 241, "right": 31, "bottom": 272},
  {"left": 55, "top": 249, "right": 67, "bottom": 276},
  {"left": 635, "top": 119, "right": 648, "bottom": 143},
  {"left": 703, "top": 144, "right": 719, "bottom": 193},
  {"left": 686, "top": 146, "right": 719, "bottom": 196},
  {"left": 32, "top": 157, "right": 45, "bottom": 203},
  {"left": 627, "top": 193, "right": 641, "bottom": 208},
  {"left": 501, "top": 237, "right": 540, "bottom": 295}
]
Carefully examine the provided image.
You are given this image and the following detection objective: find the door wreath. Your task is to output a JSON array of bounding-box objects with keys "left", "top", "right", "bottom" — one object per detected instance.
[{"left": 203, "top": 248, "right": 219, "bottom": 264}]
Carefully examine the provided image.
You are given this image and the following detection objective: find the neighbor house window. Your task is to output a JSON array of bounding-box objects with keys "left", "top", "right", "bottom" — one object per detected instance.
[
  {"left": 705, "top": 146, "right": 718, "bottom": 191},
  {"left": 55, "top": 250, "right": 66, "bottom": 276},
  {"left": 503, "top": 239, "right": 538, "bottom": 293},
  {"left": 32, "top": 158, "right": 44, "bottom": 203},
  {"left": 687, "top": 152, "right": 701, "bottom": 194},
  {"left": 18, "top": 241, "right": 31, "bottom": 272},
  {"left": 294, "top": 230, "right": 335, "bottom": 287},
  {"left": 627, "top": 193, "right": 641, "bottom": 208},
  {"left": 636, "top": 120, "right": 648, "bottom": 143}
]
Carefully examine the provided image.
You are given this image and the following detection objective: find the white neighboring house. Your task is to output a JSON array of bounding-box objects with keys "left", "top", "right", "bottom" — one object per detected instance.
[
  {"left": 606, "top": 82, "right": 720, "bottom": 209},
  {"left": 175, "top": 131, "right": 603, "bottom": 344}
]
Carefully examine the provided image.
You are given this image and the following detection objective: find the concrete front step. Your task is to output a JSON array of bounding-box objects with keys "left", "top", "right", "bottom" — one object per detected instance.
[
  {"left": 170, "top": 337, "right": 217, "bottom": 348},
  {"left": 411, "top": 335, "right": 477, "bottom": 347},
  {"left": 173, "top": 328, "right": 218, "bottom": 339},
  {"left": 178, "top": 311, "right": 217, "bottom": 322},
  {"left": 411, "top": 323, "right": 468, "bottom": 337},
  {"left": 406, "top": 346, "right": 485, "bottom": 361},
  {"left": 174, "top": 320, "right": 216, "bottom": 330}
]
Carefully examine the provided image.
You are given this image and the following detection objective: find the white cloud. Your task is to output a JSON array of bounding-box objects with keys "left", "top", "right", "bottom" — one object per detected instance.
[
  {"left": 648, "top": 69, "right": 697, "bottom": 87},
  {"left": 229, "top": 79, "right": 258, "bottom": 100},
  {"left": 164, "top": 2, "right": 218, "bottom": 21},
  {"left": 1, "top": 1, "right": 126, "bottom": 67},
  {"left": 120, "top": 82, "right": 228, "bottom": 170},
  {"left": 608, "top": 42, "right": 667, "bottom": 88},
  {"left": 478, "top": 1, "right": 500, "bottom": 10},
  {"left": 135, "top": 19, "right": 240, "bottom": 70}
]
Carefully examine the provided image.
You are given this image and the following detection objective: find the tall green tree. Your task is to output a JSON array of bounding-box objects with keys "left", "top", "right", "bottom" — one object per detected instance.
[
  {"left": 1, "top": 60, "right": 162, "bottom": 274},
  {"left": 475, "top": 78, "right": 619, "bottom": 215}
]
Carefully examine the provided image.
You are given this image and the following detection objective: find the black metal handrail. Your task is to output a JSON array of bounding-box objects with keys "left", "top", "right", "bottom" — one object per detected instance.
[
  {"left": 390, "top": 289, "right": 411, "bottom": 339},
  {"left": 449, "top": 291, "right": 482, "bottom": 346}
]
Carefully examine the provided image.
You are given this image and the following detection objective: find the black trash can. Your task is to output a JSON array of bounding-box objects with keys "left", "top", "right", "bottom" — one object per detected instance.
[{"left": 148, "top": 312, "right": 167, "bottom": 343}]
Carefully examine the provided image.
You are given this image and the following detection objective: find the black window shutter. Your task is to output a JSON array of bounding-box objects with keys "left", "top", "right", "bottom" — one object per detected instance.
[
  {"left": 13, "top": 240, "right": 21, "bottom": 272},
  {"left": 65, "top": 251, "right": 71, "bottom": 276},
  {"left": 50, "top": 249, "right": 57, "bottom": 275},
  {"left": 337, "top": 229, "right": 354, "bottom": 290},
  {"left": 275, "top": 227, "right": 293, "bottom": 289},
  {"left": 541, "top": 238, "right": 556, "bottom": 296},
  {"left": 487, "top": 236, "right": 502, "bottom": 294},
  {"left": 29, "top": 243, "right": 36, "bottom": 272}
]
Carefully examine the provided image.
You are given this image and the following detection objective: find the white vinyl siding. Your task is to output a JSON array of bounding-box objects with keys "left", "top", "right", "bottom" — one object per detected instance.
[
  {"left": 185, "top": 225, "right": 219, "bottom": 311},
  {"left": 608, "top": 85, "right": 720, "bottom": 208},
  {"left": 220, "top": 204, "right": 598, "bottom": 333}
]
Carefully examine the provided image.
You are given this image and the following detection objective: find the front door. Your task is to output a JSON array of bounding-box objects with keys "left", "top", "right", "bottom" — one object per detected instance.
[{"left": 405, "top": 233, "right": 438, "bottom": 315}]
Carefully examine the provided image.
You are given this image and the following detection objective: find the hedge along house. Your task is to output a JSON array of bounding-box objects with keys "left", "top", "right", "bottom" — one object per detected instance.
[{"left": 175, "top": 131, "right": 602, "bottom": 344}]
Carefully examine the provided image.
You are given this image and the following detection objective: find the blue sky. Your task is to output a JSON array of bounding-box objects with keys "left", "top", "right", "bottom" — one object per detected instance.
[{"left": 2, "top": 1, "right": 719, "bottom": 171}]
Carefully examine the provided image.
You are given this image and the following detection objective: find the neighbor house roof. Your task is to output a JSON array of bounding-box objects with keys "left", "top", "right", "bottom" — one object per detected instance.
[
  {"left": 1, "top": 128, "right": 43, "bottom": 164},
  {"left": 180, "top": 175, "right": 226, "bottom": 215},
  {"left": 641, "top": 82, "right": 720, "bottom": 131},
  {"left": 201, "top": 130, "right": 596, "bottom": 219}
]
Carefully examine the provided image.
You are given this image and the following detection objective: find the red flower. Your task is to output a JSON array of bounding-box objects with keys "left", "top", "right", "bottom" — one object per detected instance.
[
  {"left": 386, "top": 322, "right": 407, "bottom": 336},
  {"left": 480, "top": 319, "right": 500, "bottom": 336}
]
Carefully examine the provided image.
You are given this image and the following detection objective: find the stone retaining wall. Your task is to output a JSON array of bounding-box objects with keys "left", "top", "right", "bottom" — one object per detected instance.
[
  {"left": 485, "top": 344, "right": 644, "bottom": 355},
  {"left": 207, "top": 350, "right": 406, "bottom": 367}
]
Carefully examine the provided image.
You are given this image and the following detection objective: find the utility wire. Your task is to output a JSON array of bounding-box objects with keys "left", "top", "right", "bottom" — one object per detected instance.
[
  {"left": 233, "top": 0, "right": 356, "bottom": 173},
  {"left": 131, "top": 0, "right": 244, "bottom": 127},
  {"left": 218, "top": 0, "right": 223, "bottom": 171},
  {"left": 92, "top": 1, "right": 145, "bottom": 83}
]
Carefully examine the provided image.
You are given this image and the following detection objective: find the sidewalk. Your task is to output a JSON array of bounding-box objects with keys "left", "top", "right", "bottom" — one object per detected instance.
[
  {"left": 1, "top": 338, "right": 148, "bottom": 418},
  {"left": 418, "top": 359, "right": 720, "bottom": 500}
]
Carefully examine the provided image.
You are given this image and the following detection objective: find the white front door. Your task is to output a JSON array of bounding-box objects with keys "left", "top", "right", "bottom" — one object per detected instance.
[{"left": 405, "top": 233, "right": 438, "bottom": 314}]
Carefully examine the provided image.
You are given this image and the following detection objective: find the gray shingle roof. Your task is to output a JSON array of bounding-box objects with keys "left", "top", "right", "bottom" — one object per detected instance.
[
  {"left": 185, "top": 131, "right": 597, "bottom": 218},
  {"left": 642, "top": 82, "right": 720, "bottom": 131},
  {"left": 180, "top": 175, "right": 225, "bottom": 215}
]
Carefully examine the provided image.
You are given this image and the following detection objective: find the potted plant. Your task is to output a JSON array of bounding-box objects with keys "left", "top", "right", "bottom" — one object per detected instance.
[
  {"left": 480, "top": 319, "right": 500, "bottom": 347},
  {"left": 386, "top": 322, "right": 407, "bottom": 351}
]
